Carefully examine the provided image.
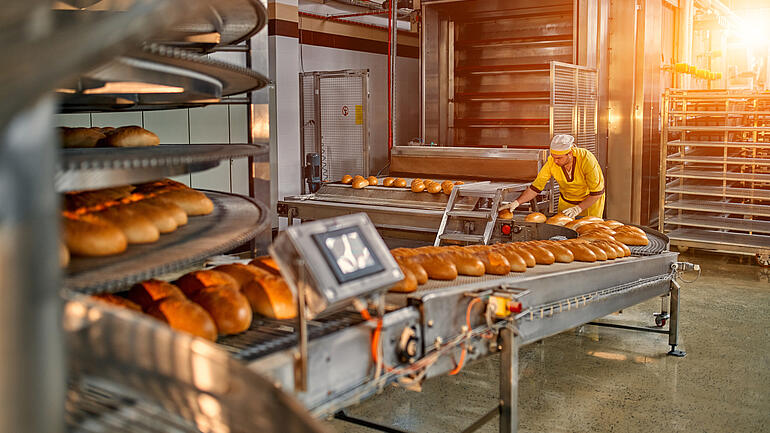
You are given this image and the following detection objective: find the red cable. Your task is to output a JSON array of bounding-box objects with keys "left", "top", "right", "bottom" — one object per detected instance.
[{"left": 448, "top": 298, "right": 482, "bottom": 376}]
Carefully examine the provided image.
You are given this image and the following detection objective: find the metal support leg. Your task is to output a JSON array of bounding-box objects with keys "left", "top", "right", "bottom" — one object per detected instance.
[
  {"left": 499, "top": 326, "right": 518, "bottom": 433},
  {"left": 667, "top": 280, "right": 685, "bottom": 357}
]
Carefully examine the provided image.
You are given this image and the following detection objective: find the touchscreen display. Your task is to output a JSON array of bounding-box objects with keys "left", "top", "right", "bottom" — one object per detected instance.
[{"left": 312, "top": 226, "right": 385, "bottom": 284}]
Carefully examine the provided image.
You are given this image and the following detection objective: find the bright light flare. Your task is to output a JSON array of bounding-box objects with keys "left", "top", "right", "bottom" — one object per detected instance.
[{"left": 738, "top": 15, "right": 770, "bottom": 50}]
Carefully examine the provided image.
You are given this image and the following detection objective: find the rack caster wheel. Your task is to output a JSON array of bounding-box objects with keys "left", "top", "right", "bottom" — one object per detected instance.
[{"left": 654, "top": 316, "right": 667, "bottom": 327}]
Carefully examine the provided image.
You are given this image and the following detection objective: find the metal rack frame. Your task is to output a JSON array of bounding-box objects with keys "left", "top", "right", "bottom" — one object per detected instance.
[{"left": 659, "top": 89, "right": 770, "bottom": 260}]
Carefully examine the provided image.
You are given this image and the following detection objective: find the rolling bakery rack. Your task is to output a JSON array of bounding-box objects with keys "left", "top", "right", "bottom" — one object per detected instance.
[
  {"left": 1, "top": 1, "right": 325, "bottom": 432},
  {"left": 659, "top": 89, "right": 770, "bottom": 264}
]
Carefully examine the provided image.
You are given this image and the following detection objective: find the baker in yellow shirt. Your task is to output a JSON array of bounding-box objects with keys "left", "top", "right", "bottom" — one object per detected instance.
[{"left": 499, "top": 134, "right": 605, "bottom": 218}]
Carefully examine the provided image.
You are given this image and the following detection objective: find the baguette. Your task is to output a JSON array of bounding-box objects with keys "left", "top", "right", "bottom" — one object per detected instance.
[
  {"left": 242, "top": 276, "right": 297, "bottom": 319},
  {"left": 607, "top": 239, "right": 632, "bottom": 257},
  {"left": 128, "top": 279, "right": 185, "bottom": 309},
  {"left": 590, "top": 241, "right": 618, "bottom": 259},
  {"left": 579, "top": 231, "right": 616, "bottom": 242},
  {"left": 596, "top": 240, "right": 625, "bottom": 258},
  {"left": 189, "top": 285, "right": 252, "bottom": 335},
  {"left": 615, "top": 225, "right": 647, "bottom": 237},
  {"left": 564, "top": 219, "right": 593, "bottom": 230},
  {"left": 175, "top": 270, "right": 240, "bottom": 296},
  {"left": 62, "top": 215, "right": 127, "bottom": 256},
  {"left": 469, "top": 250, "right": 511, "bottom": 275},
  {"left": 144, "top": 197, "right": 188, "bottom": 226},
  {"left": 146, "top": 297, "right": 218, "bottom": 341},
  {"left": 60, "top": 127, "right": 105, "bottom": 148},
  {"left": 603, "top": 220, "right": 624, "bottom": 229},
  {"left": 576, "top": 223, "right": 615, "bottom": 235},
  {"left": 439, "top": 251, "right": 486, "bottom": 276},
  {"left": 249, "top": 256, "right": 282, "bottom": 276}
]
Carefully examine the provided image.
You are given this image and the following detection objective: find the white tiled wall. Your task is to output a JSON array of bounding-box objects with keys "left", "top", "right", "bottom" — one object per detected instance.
[{"left": 54, "top": 53, "right": 252, "bottom": 193}]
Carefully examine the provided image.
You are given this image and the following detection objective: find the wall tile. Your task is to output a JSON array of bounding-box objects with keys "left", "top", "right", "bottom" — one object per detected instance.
[
  {"left": 90, "top": 112, "right": 143, "bottom": 127},
  {"left": 169, "top": 174, "right": 191, "bottom": 187},
  {"left": 229, "top": 105, "right": 248, "bottom": 144},
  {"left": 191, "top": 163, "right": 231, "bottom": 192},
  {"left": 142, "top": 109, "right": 189, "bottom": 144},
  {"left": 54, "top": 113, "right": 91, "bottom": 127},
  {"left": 231, "top": 158, "right": 250, "bottom": 196},
  {"left": 188, "top": 105, "right": 230, "bottom": 144}
]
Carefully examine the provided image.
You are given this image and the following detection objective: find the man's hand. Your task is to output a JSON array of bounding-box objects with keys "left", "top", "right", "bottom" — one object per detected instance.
[
  {"left": 563, "top": 205, "right": 582, "bottom": 219},
  {"left": 498, "top": 200, "right": 520, "bottom": 212}
]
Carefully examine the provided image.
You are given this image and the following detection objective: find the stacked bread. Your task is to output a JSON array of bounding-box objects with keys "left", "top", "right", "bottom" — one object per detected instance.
[
  {"left": 61, "top": 179, "right": 214, "bottom": 259},
  {"left": 90, "top": 259, "right": 296, "bottom": 340},
  {"left": 388, "top": 236, "right": 633, "bottom": 293},
  {"left": 520, "top": 212, "right": 650, "bottom": 247},
  {"left": 60, "top": 125, "right": 159, "bottom": 148}
]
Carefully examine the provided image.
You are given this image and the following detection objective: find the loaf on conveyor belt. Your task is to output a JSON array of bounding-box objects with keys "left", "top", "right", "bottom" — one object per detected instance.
[{"left": 387, "top": 216, "right": 648, "bottom": 293}]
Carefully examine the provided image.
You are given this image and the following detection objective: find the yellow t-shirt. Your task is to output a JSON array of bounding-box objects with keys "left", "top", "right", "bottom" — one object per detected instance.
[{"left": 530, "top": 147, "right": 605, "bottom": 205}]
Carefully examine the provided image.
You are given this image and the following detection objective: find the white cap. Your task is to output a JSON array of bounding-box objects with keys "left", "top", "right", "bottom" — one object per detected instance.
[{"left": 549, "top": 134, "right": 575, "bottom": 155}]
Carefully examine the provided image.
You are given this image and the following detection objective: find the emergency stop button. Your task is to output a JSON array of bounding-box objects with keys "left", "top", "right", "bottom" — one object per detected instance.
[{"left": 501, "top": 224, "right": 512, "bottom": 235}]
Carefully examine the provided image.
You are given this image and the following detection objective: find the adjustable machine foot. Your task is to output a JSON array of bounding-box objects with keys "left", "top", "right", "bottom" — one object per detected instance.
[{"left": 667, "top": 345, "right": 686, "bottom": 357}]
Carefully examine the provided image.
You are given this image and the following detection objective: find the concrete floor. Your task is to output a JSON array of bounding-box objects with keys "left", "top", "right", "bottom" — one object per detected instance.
[{"left": 325, "top": 250, "right": 770, "bottom": 433}]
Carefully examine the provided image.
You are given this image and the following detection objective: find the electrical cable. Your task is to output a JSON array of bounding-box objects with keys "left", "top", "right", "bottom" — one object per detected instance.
[{"left": 448, "top": 297, "right": 482, "bottom": 376}]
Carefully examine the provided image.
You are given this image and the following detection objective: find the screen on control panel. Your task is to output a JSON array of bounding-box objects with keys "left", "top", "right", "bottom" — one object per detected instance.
[{"left": 312, "top": 226, "right": 385, "bottom": 284}]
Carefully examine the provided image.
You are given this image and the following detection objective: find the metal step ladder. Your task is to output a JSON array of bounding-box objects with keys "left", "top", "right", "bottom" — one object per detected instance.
[{"left": 434, "top": 182, "right": 519, "bottom": 246}]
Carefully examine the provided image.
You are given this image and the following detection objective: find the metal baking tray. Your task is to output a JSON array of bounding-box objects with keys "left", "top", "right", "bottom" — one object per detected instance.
[
  {"left": 56, "top": 143, "right": 268, "bottom": 192},
  {"left": 64, "top": 190, "right": 269, "bottom": 293},
  {"left": 59, "top": 44, "right": 270, "bottom": 112}
]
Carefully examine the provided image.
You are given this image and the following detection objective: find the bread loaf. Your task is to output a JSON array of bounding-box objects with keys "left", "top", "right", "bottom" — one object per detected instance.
[
  {"left": 146, "top": 297, "right": 218, "bottom": 341},
  {"left": 352, "top": 178, "right": 369, "bottom": 189},
  {"left": 242, "top": 276, "right": 297, "bottom": 319},
  {"left": 471, "top": 250, "right": 511, "bottom": 275},
  {"left": 175, "top": 270, "right": 240, "bottom": 296},
  {"left": 441, "top": 251, "right": 486, "bottom": 276},
  {"left": 490, "top": 246, "right": 527, "bottom": 272},
  {"left": 603, "top": 220, "right": 624, "bottom": 229},
  {"left": 125, "top": 201, "right": 178, "bottom": 234},
  {"left": 596, "top": 240, "right": 625, "bottom": 258},
  {"left": 190, "top": 285, "right": 252, "bottom": 335},
  {"left": 144, "top": 197, "right": 188, "bottom": 226},
  {"left": 559, "top": 242, "right": 597, "bottom": 262},
  {"left": 62, "top": 215, "right": 127, "bottom": 256},
  {"left": 91, "top": 293, "right": 142, "bottom": 311},
  {"left": 411, "top": 255, "right": 458, "bottom": 280},
  {"left": 576, "top": 223, "right": 615, "bottom": 235},
  {"left": 64, "top": 185, "right": 135, "bottom": 211},
  {"left": 615, "top": 225, "right": 647, "bottom": 237},
  {"left": 454, "top": 181, "right": 464, "bottom": 185},
  {"left": 590, "top": 241, "right": 618, "bottom": 259},
  {"left": 564, "top": 219, "right": 592, "bottom": 230},
  {"left": 411, "top": 182, "right": 426, "bottom": 193},
  {"left": 156, "top": 189, "right": 214, "bottom": 216},
  {"left": 545, "top": 213, "right": 573, "bottom": 226},
  {"left": 101, "top": 126, "right": 160, "bottom": 147},
  {"left": 581, "top": 216, "right": 604, "bottom": 224},
  {"left": 579, "top": 231, "right": 616, "bottom": 242},
  {"left": 383, "top": 177, "right": 395, "bottom": 187},
  {"left": 394, "top": 178, "right": 407, "bottom": 187},
  {"left": 519, "top": 243, "right": 555, "bottom": 264},
  {"left": 60, "top": 127, "right": 106, "bottom": 148},
  {"left": 607, "top": 239, "right": 631, "bottom": 257},
  {"left": 440, "top": 180, "right": 453, "bottom": 188},
  {"left": 389, "top": 266, "right": 418, "bottom": 293},
  {"left": 498, "top": 209, "right": 514, "bottom": 219},
  {"left": 583, "top": 243, "right": 608, "bottom": 261},
  {"left": 506, "top": 245, "right": 536, "bottom": 267},
  {"left": 427, "top": 183, "right": 442, "bottom": 194},
  {"left": 128, "top": 279, "right": 185, "bottom": 309},
  {"left": 395, "top": 257, "right": 429, "bottom": 284},
  {"left": 93, "top": 205, "right": 160, "bottom": 244},
  {"left": 341, "top": 175, "right": 353, "bottom": 184},
  {"left": 525, "top": 212, "right": 547, "bottom": 223},
  {"left": 214, "top": 263, "right": 269, "bottom": 289},
  {"left": 614, "top": 231, "right": 649, "bottom": 246},
  {"left": 539, "top": 242, "right": 574, "bottom": 263},
  {"left": 367, "top": 176, "right": 378, "bottom": 185}
]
